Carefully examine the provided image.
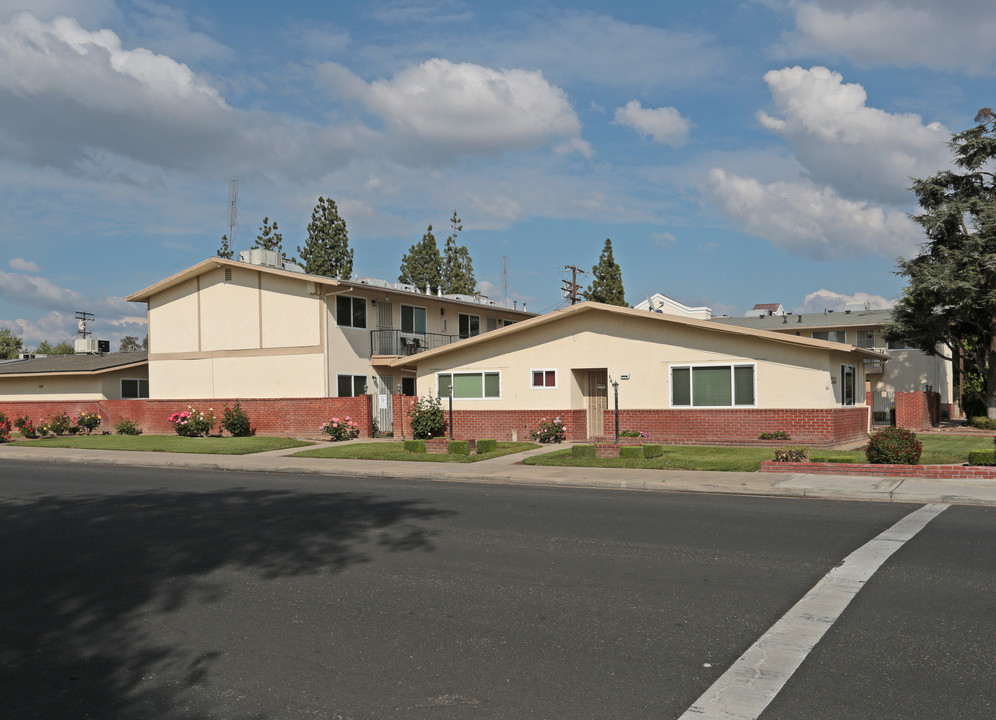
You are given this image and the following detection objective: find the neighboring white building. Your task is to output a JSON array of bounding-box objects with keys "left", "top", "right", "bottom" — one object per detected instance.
[{"left": 633, "top": 293, "right": 712, "bottom": 320}]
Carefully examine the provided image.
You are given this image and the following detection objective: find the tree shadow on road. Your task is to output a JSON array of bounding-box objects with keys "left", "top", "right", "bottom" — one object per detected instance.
[{"left": 0, "top": 484, "right": 454, "bottom": 718}]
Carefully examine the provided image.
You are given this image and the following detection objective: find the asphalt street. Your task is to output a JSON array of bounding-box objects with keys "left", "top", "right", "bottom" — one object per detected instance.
[{"left": 0, "top": 461, "right": 992, "bottom": 719}]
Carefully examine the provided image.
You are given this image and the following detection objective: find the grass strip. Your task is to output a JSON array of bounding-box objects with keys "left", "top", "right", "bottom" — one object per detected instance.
[
  {"left": 11, "top": 435, "right": 313, "bottom": 455},
  {"left": 293, "top": 441, "right": 539, "bottom": 463}
]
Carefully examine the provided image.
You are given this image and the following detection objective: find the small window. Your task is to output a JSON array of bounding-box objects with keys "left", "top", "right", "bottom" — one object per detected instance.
[
  {"left": 531, "top": 369, "right": 556, "bottom": 388},
  {"left": 670, "top": 364, "right": 755, "bottom": 408},
  {"left": 401, "top": 377, "right": 416, "bottom": 396},
  {"left": 337, "top": 374, "right": 368, "bottom": 397},
  {"left": 336, "top": 295, "right": 367, "bottom": 329},
  {"left": 841, "top": 365, "right": 856, "bottom": 406},
  {"left": 121, "top": 378, "right": 149, "bottom": 399},
  {"left": 813, "top": 330, "right": 846, "bottom": 343},
  {"left": 437, "top": 371, "right": 500, "bottom": 399},
  {"left": 401, "top": 305, "right": 427, "bottom": 334},
  {"left": 458, "top": 313, "right": 479, "bottom": 339}
]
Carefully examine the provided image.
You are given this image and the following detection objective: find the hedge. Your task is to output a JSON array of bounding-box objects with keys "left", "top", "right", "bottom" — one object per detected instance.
[
  {"left": 448, "top": 440, "right": 471, "bottom": 455},
  {"left": 403, "top": 439, "right": 426, "bottom": 453},
  {"left": 475, "top": 439, "right": 498, "bottom": 454},
  {"left": 642, "top": 444, "right": 663, "bottom": 458}
]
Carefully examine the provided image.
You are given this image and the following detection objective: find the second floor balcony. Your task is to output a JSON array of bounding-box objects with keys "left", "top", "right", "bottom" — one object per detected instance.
[{"left": 371, "top": 329, "right": 459, "bottom": 357}]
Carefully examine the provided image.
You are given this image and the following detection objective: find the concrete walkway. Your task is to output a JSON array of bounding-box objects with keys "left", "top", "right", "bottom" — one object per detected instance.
[{"left": 1, "top": 441, "right": 995, "bottom": 507}]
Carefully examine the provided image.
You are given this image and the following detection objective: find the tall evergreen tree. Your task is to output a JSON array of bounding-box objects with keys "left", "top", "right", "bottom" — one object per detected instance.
[
  {"left": 119, "top": 336, "right": 144, "bottom": 352},
  {"left": 583, "top": 238, "right": 626, "bottom": 306},
  {"left": 441, "top": 210, "right": 477, "bottom": 294},
  {"left": 253, "top": 217, "right": 285, "bottom": 258},
  {"left": 884, "top": 108, "right": 996, "bottom": 417},
  {"left": 297, "top": 196, "right": 354, "bottom": 279},
  {"left": 399, "top": 225, "right": 443, "bottom": 292},
  {"left": 217, "top": 233, "right": 234, "bottom": 259}
]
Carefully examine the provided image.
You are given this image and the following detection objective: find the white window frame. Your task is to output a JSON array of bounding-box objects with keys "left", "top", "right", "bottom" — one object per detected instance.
[
  {"left": 436, "top": 370, "right": 502, "bottom": 400},
  {"left": 120, "top": 377, "right": 149, "bottom": 399},
  {"left": 669, "top": 363, "right": 757, "bottom": 409},
  {"left": 337, "top": 374, "right": 368, "bottom": 397},
  {"left": 841, "top": 364, "right": 856, "bottom": 406},
  {"left": 530, "top": 368, "right": 558, "bottom": 389}
]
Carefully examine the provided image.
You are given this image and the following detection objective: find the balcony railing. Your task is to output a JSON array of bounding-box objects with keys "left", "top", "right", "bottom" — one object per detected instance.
[{"left": 370, "top": 329, "right": 458, "bottom": 356}]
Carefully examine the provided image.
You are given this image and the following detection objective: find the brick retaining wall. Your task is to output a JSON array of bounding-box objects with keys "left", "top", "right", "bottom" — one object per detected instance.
[{"left": 760, "top": 460, "right": 996, "bottom": 479}]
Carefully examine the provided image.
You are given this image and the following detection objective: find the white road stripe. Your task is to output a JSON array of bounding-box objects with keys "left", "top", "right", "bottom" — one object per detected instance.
[{"left": 678, "top": 503, "right": 949, "bottom": 720}]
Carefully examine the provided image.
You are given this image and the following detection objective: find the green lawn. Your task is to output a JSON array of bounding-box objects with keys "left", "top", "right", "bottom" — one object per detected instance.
[
  {"left": 11, "top": 435, "right": 313, "bottom": 455},
  {"left": 293, "top": 441, "right": 540, "bottom": 463},
  {"left": 523, "top": 434, "right": 994, "bottom": 472}
]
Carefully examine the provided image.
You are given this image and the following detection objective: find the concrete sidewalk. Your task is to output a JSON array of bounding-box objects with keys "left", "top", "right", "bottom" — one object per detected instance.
[{"left": 1, "top": 441, "right": 995, "bottom": 507}]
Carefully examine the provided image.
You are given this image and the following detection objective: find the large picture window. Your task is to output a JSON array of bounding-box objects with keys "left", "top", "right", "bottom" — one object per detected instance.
[
  {"left": 437, "top": 371, "right": 500, "bottom": 399},
  {"left": 336, "top": 295, "right": 367, "bottom": 329},
  {"left": 813, "top": 330, "right": 846, "bottom": 343},
  {"left": 671, "top": 364, "right": 755, "bottom": 407},
  {"left": 121, "top": 378, "right": 149, "bottom": 399},
  {"left": 401, "top": 305, "right": 426, "bottom": 334}
]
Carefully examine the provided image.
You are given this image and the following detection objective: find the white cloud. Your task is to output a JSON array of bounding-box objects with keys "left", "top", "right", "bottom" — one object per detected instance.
[
  {"left": 9, "top": 257, "right": 38, "bottom": 271},
  {"left": 0, "top": 270, "right": 133, "bottom": 316},
  {"left": 614, "top": 101, "right": 691, "bottom": 147},
  {"left": 321, "top": 58, "right": 589, "bottom": 158},
  {"left": 757, "top": 66, "right": 950, "bottom": 206},
  {"left": 797, "top": 289, "right": 894, "bottom": 313},
  {"left": 0, "top": 0, "right": 116, "bottom": 25},
  {"left": 784, "top": 0, "right": 996, "bottom": 73},
  {"left": 707, "top": 168, "right": 920, "bottom": 260}
]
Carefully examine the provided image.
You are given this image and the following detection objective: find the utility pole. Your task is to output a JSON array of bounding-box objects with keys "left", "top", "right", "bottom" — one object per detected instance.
[
  {"left": 228, "top": 180, "right": 238, "bottom": 244},
  {"left": 562, "top": 265, "right": 586, "bottom": 305}
]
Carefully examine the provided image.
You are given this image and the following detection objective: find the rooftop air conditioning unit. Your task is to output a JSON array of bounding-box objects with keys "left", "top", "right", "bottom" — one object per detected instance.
[{"left": 75, "top": 338, "right": 98, "bottom": 354}]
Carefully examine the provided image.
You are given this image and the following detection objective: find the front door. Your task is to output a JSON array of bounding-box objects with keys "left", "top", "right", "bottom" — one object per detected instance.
[{"left": 585, "top": 369, "right": 608, "bottom": 438}]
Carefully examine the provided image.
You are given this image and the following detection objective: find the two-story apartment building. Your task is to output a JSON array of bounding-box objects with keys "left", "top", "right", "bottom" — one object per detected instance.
[{"left": 711, "top": 308, "right": 957, "bottom": 420}]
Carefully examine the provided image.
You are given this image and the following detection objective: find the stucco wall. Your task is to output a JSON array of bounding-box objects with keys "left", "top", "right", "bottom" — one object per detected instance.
[
  {"left": 411, "top": 313, "right": 867, "bottom": 411},
  {"left": 150, "top": 353, "right": 326, "bottom": 399},
  {"left": 0, "top": 366, "right": 148, "bottom": 401}
]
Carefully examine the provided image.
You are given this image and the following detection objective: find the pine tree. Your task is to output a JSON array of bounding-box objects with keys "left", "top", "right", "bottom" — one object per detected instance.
[
  {"left": 399, "top": 225, "right": 443, "bottom": 292},
  {"left": 583, "top": 238, "right": 626, "bottom": 306},
  {"left": 254, "top": 217, "right": 285, "bottom": 258},
  {"left": 441, "top": 211, "right": 476, "bottom": 294},
  {"left": 217, "top": 233, "right": 234, "bottom": 259},
  {"left": 297, "top": 196, "right": 354, "bottom": 279},
  {"left": 884, "top": 108, "right": 996, "bottom": 417},
  {"left": 119, "top": 336, "right": 144, "bottom": 352}
]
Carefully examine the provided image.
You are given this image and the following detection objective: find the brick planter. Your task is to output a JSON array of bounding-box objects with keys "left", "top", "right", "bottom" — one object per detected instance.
[{"left": 423, "top": 438, "right": 476, "bottom": 454}]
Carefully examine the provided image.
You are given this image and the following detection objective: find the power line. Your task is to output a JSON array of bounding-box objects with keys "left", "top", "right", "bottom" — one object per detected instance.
[{"left": 562, "top": 265, "right": 586, "bottom": 305}]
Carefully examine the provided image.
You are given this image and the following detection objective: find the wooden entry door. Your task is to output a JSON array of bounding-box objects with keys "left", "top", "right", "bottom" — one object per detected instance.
[{"left": 585, "top": 370, "right": 608, "bottom": 438}]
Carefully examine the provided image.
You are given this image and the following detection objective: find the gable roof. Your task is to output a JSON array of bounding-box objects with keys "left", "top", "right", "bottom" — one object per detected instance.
[
  {"left": 0, "top": 351, "right": 147, "bottom": 377},
  {"left": 389, "top": 301, "right": 888, "bottom": 369},
  {"left": 126, "top": 257, "right": 535, "bottom": 318}
]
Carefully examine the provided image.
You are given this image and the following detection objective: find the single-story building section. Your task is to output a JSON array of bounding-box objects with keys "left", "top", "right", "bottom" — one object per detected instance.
[
  {"left": 389, "top": 302, "right": 889, "bottom": 447},
  {"left": 0, "top": 352, "right": 149, "bottom": 401}
]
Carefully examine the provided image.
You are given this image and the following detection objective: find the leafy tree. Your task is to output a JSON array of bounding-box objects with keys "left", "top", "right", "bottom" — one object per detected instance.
[
  {"left": 399, "top": 225, "right": 442, "bottom": 292},
  {"left": 0, "top": 327, "right": 22, "bottom": 359},
  {"left": 441, "top": 211, "right": 477, "bottom": 294},
  {"left": 217, "top": 233, "right": 234, "bottom": 259},
  {"left": 297, "top": 196, "right": 353, "bottom": 279},
  {"left": 583, "top": 238, "right": 626, "bottom": 306},
  {"left": 119, "top": 336, "right": 145, "bottom": 352},
  {"left": 883, "top": 108, "right": 996, "bottom": 417},
  {"left": 253, "top": 217, "right": 285, "bottom": 258},
  {"left": 37, "top": 339, "right": 74, "bottom": 355}
]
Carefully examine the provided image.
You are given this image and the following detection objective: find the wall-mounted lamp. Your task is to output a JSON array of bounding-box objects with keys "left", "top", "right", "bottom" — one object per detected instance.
[
  {"left": 440, "top": 308, "right": 446, "bottom": 316},
  {"left": 371, "top": 299, "right": 377, "bottom": 306}
]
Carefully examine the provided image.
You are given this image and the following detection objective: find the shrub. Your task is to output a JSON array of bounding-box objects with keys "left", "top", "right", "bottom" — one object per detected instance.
[
  {"left": 872, "top": 411, "right": 888, "bottom": 422},
  {"left": 531, "top": 417, "right": 566, "bottom": 443},
  {"left": 14, "top": 416, "right": 37, "bottom": 439},
  {"left": 866, "top": 427, "right": 922, "bottom": 465},
  {"left": 448, "top": 440, "right": 471, "bottom": 455},
  {"left": 620, "top": 429, "right": 650, "bottom": 438},
  {"left": 0, "top": 412, "right": 10, "bottom": 443},
  {"left": 168, "top": 405, "right": 216, "bottom": 437},
  {"left": 114, "top": 418, "right": 143, "bottom": 435},
  {"left": 475, "top": 439, "right": 498, "bottom": 454},
  {"left": 969, "top": 416, "right": 996, "bottom": 431},
  {"left": 221, "top": 400, "right": 254, "bottom": 437},
  {"left": 619, "top": 445, "right": 643, "bottom": 459},
  {"left": 409, "top": 394, "right": 446, "bottom": 439},
  {"left": 759, "top": 430, "right": 791, "bottom": 441},
  {"left": 571, "top": 444, "right": 596, "bottom": 459},
  {"left": 403, "top": 439, "right": 426, "bottom": 453},
  {"left": 773, "top": 447, "right": 809, "bottom": 462},
  {"left": 73, "top": 411, "right": 102, "bottom": 435},
  {"left": 321, "top": 416, "right": 359, "bottom": 442},
  {"left": 642, "top": 444, "right": 663, "bottom": 458},
  {"left": 968, "top": 450, "right": 996, "bottom": 466},
  {"left": 45, "top": 412, "right": 73, "bottom": 436}
]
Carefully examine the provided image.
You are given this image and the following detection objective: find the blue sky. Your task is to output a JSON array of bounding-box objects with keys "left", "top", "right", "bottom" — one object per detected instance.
[{"left": 0, "top": 0, "right": 991, "bottom": 349}]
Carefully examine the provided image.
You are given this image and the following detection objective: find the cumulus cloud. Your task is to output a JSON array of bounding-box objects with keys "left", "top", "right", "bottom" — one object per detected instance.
[
  {"left": 707, "top": 168, "right": 920, "bottom": 260},
  {"left": 614, "top": 101, "right": 691, "bottom": 147},
  {"left": 0, "top": 12, "right": 365, "bottom": 178},
  {"left": 0, "top": 270, "right": 133, "bottom": 316},
  {"left": 9, "top": 257, "right": 38, "bottom": 271},
  {"left": 783, "top": 0, "right": 996, "bottom": 72},
  {"left": 321, "top": 58, "right": 589, "bottom": 158},
  {"left": 797, "top": 289, "right": 894, "bottom": 313},
  {"left": 757, "top": 66, "right": 950, "bottom": 206}
]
